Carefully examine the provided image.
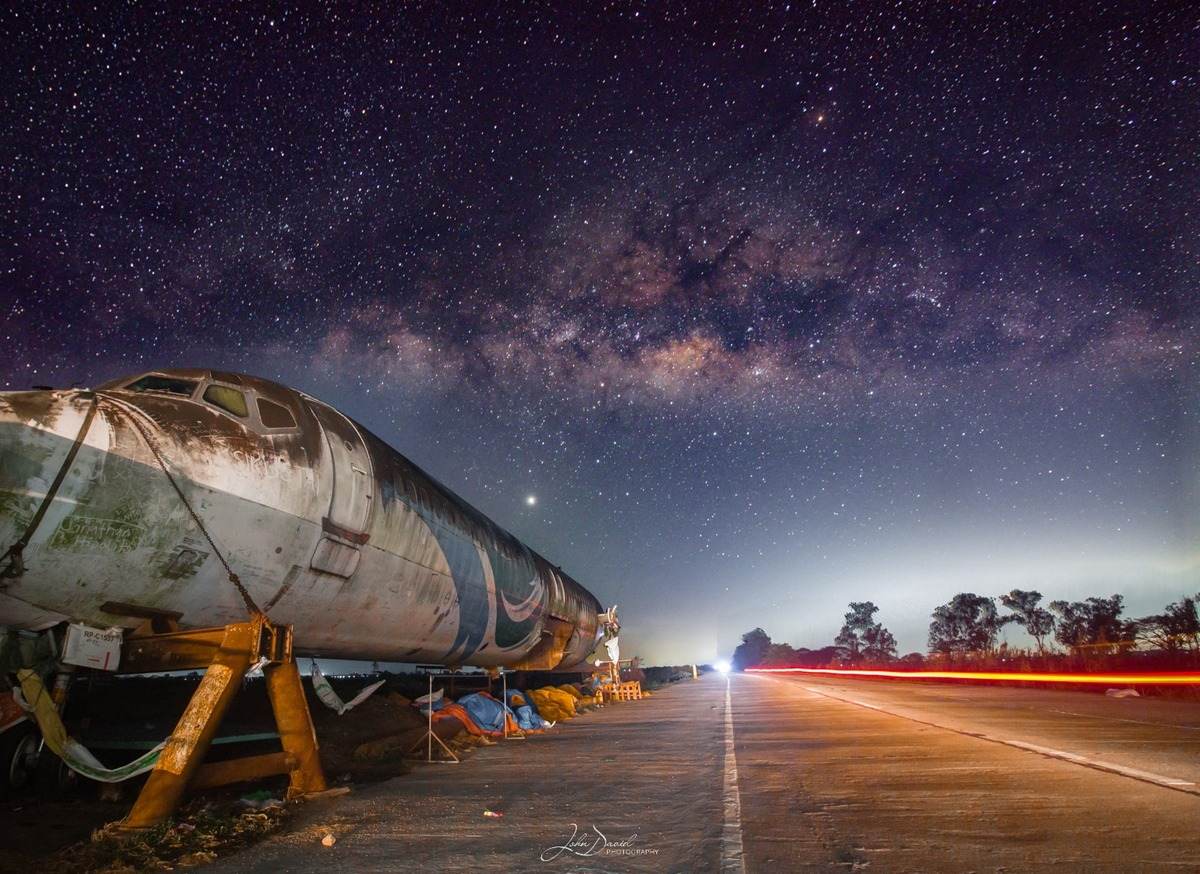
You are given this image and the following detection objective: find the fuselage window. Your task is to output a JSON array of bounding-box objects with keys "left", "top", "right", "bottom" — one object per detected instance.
[
  {"left": 257, "top": 398, "right": 297, "bottom": 429},
  {"left": 125, "top": 375, "right": 198, "bottom": 397},
  {"left": 203, "top": 385, "right": 249, "bottom": 417}
]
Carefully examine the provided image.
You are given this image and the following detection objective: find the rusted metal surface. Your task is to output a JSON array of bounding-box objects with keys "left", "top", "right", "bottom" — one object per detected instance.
[
  {"left": 265, "top": 658, "right": 326, "bottom": 799},
  {"left": 190, "top": 751, "right": 297, "bottom": 792},
  {"left": 122, "top": 626, "right": 229, "bottom": 673},
  {"left": 0, "top": 369, "right": 612, "bottom": 669}
]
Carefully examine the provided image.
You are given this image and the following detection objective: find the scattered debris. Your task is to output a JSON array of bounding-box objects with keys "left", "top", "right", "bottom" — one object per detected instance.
[
  {"left": 321, "top": 833, "right": 336, "bottom": 847},
  {"left": 237, "top": 789, "right": 281, "bottom": 810},
  {"left": 49, "top": 797, "right": 289, "bottom": 873},
  {"left": 1105, "top": 688, "right": 1140, "bottom": 698},
  {"left": 18, "top": 673, "right": 629, "bottom": 869},
  {"left": 175, "top": 849, "right": 217, "bottom": 867}
]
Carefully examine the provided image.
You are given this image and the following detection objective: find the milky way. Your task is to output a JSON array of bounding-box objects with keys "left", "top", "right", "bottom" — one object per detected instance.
[{"left": 2, "top": 4, "right": 1197, "bottom": 662}]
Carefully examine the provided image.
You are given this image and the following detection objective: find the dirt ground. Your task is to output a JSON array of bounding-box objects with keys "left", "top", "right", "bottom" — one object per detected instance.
[
  {"left": 0, "top": 675, "right": 453, "bottom": 872},
  {"left": 0, "top": 671, "right": 628, "bottom": 872},
  {"left": 0, "top": 796, "right": 129, "bottom": 873}
]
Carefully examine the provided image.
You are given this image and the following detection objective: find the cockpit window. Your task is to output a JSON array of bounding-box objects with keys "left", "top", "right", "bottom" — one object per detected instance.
[
  {"left": 125, "top": 375, "right": 198, "bottom": 397},
  {"left": 203, "top": 385, "right": 248, "bottom": 418},
  {"left": 257, "top": 398, "right": 297, "bottom": 429}
]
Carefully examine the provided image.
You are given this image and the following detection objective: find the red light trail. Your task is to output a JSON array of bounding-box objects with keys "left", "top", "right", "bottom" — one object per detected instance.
[{"left": 744, "top": 667, "right": 1200, "bottom": 685}]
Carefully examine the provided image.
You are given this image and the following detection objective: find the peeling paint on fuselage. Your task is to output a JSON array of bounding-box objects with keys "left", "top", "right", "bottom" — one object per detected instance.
[{"left": 0, "top": 371, "right": 605, "bottom": 669}]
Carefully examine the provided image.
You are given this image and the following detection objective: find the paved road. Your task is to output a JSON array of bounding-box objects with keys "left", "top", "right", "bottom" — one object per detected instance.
[
  {"left": 209, "top": 673, "right": 1200, "bottom": 872},
  {"left": 210, "top": 679, "right": 730, "bottom": 872},
  {"left": 767, "top": 673, "right": 1200, "bottom": 790},
  {"left": 736, "top": 673, "right": 1200, "bottom": 871}
]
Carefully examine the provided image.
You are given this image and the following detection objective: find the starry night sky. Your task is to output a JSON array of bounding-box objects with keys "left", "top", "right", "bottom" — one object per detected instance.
[{"left": 2, "top": 3, "right": 1197, "bottom": 664}]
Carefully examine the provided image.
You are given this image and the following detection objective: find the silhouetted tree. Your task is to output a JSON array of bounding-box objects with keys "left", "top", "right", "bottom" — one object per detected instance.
[
  {"left": 759, "top": 642, "right": 799, "bottom": 666},
  {"left": 999, "top": 589, "right": 1055, "bottom": 654},
  {"left": 1136, "top": 596, "right": 1200, "bottom": 654},
  {"left": 833, "top": 604, "right": 868, "bottom": 661},
  {"left": 1048, "top": 595, "right": 1136, "bottom": 654},
  {"left": 731, "top": 628, "right": 771, "bottom": 671},
  {"left": 928, "top": 593, "right": 1007, "bottom": 656},
  {"left": 835, "top": 602, "right": 897, "bottom": 664},
  {"left": 797, "top": 645, "right": 844, "bottom": 667},
  {"left": 862, "top": 624, "right": 898, "bottom": 663}
]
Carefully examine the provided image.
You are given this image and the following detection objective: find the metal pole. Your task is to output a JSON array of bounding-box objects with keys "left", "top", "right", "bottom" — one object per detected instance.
[
  {"left": 427, "top": 674, "right": 433, "bottom": 762},
  {"left": 502, "top": 671, "right": 507, "bottom": 739}
]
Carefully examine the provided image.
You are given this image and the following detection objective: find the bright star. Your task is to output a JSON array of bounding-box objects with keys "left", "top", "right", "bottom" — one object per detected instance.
[{"left": 525, "top": 495, "right": 537, "bottom": 506}]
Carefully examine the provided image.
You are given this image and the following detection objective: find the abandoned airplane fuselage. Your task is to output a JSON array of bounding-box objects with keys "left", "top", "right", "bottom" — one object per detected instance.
[{"left": 0, "top": 369, "right": 607, "bottom": 670}]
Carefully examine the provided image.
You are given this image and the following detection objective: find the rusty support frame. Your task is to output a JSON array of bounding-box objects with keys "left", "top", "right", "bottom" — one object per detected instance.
[
  {"left": 119, "top": 616, "right": 326, "bottom": 830},
  {"left": 191, "top": 751, "right": 296, "bottom": 791},
  {"left": 264, "top": 657, "right": 326, "bottom": 797}
]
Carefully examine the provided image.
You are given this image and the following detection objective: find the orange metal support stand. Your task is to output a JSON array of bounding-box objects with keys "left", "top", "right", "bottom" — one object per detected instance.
[{"left": 119, "top": 615, "right": 326, "bottom": 830}]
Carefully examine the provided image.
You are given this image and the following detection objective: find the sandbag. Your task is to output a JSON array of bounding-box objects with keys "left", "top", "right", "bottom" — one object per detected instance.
[
  {"left": 527, "top": 689, "right": 564, "bottom": 721},
  {"left": 514, "top": 688, "right": 544, "bottom": 720},
  {"left": 530, "top": 687, "right": 577, "bottom": 721},
  {"left": 543, "top": 686, "right": 579, "bottom": 714}
]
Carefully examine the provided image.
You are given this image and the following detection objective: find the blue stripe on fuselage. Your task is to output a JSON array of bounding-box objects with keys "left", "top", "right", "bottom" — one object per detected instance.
[{"left": 381, "top": 477, "right": 489, "bottom": 662}]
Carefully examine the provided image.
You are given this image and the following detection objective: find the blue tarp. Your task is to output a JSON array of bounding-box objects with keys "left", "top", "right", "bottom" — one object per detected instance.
[
  {"left": 514, "top": 703, "right": 551, "bottom": 731},
  {"left": 456, "top": 692, "right": 513, "bottom": 733},
  {"left": 509, "top": 689, "right": 532, "bottom": 714},
  {"left": 505, "top": 690, "right": 552, "bottom": 730}
]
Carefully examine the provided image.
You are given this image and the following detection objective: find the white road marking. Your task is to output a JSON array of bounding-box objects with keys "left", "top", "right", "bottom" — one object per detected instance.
[
  {"left": 721, "top": 677, "right": 746, "bottom": 873},
  {"left": 792, "top": 683, "right": 1199, "bottom": 796},
  {"left": 833, "top": 682, "right": 1200, "bottom": 731},
  {"left": 1048, "top": 708, "right": 1200, "bottom": 731},
  {"left": 1000, "top": 739, "right": 1196, "bottom": 787}
]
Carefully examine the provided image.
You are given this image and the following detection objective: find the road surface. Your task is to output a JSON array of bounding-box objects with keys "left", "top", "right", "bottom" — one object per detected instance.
[
  {"left": 210, "top": 673, "right": 1200, "bottom": 872},
  {"left": 739, "top": 673, "right": 1200, "bottom": 871}
]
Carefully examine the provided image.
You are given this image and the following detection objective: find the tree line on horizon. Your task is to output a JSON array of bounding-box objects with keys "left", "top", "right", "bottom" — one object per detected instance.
[{"left": 731, "top": 589, "right": 1200, "bottom": 671}]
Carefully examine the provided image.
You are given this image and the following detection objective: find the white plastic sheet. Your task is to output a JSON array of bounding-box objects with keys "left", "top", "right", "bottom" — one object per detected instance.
[
  {"left": 605, "top": 636, "right": 620, "bottom": 664},
  {"left": 310, "top": 660, "right": 385, "bottom": 715}
]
